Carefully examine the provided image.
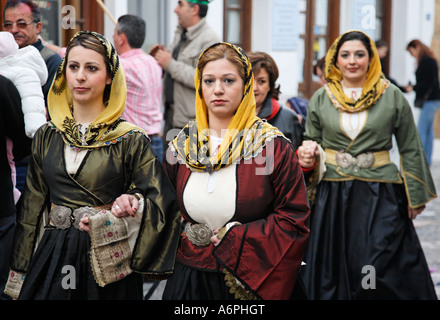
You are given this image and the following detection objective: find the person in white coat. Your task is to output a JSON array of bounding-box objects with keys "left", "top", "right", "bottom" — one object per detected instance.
[{"left": 0, "top": 31, "right": 47, "bottom": 202}]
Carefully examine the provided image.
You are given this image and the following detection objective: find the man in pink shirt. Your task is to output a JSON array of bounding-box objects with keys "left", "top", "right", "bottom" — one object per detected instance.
[{"left": 113, "top": 14, "right": 164, "bottom": 161}]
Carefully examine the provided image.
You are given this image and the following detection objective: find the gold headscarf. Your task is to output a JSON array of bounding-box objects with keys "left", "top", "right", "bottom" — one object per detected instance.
[
  {"left": 324, "top": 30, "right": 389, "bottom": 113},
  {"left": 48, "top": 31, "right": 145, "bottom": 149},
  {"left": 170, "top": 42, "right": 283, "bottom": 173}
]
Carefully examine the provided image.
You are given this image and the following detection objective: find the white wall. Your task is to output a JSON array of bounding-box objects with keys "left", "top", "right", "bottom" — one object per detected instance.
[
  {"left": 252, "top": 0, "right": 299, "bottom": 101},
  {"left": 389, "top": 0, "right": 434, "bottom": 87},
  {"left": 103, "top": 0, "right": 127, "bottom": 39},
  {"left": 103, "top": 0, "right": 435, "bottom": 105}
]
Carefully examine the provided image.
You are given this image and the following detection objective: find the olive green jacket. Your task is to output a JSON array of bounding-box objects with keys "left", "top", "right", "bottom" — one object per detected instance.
[
  {"left": 10, "top": 124, "right": 181, "bottom": 277},
  {"left": 305, "top": 84, "right": 437, "bottom": 208}
]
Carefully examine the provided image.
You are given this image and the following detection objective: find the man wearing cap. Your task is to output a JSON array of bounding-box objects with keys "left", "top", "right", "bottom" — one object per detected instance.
[{"left": 150, "top": 0, "right": 220, "bottom": 149}]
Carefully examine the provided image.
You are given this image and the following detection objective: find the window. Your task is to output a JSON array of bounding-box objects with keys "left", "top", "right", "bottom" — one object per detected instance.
[
  {"left": 223, "top": 0, "right": 252, "bottom": 52},
  {"left": 66, "top": 0, "right": 104, "bottom": 44},
  {"left": 298, "top": 0, "right": 340, "bottom": 99},
  {"left": 127, "top": 0, "right": 167, "bottom": 52}
]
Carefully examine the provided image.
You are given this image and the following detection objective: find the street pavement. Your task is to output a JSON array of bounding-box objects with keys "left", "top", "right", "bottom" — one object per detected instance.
[{"left": 414, "top": 139, "right": 440, "bottom": 299}]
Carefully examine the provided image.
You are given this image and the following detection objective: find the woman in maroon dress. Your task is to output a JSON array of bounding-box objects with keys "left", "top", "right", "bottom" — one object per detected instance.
[{"left": 162, "top": 42, "right": 310, "bottom": 300}]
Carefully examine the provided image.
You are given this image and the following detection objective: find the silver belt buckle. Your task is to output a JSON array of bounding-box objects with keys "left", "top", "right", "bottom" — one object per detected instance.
[
  {"left": 49, "top": 206, "right": 73, "bottom": 230},
  {"left": 356, "top": 152, "right": 375, "bottom": 169},
  {"left": 184, "top": 223, "right": 214, "bottom": 247},
  {"left": 49, "top": 206, "right": 99, "bottom": 230},
  {"left": 335, "top": 151, "right": 375, "bottom": 169},
  {"left": 335, "top": 151, "right": 356, "bottom": 169}
]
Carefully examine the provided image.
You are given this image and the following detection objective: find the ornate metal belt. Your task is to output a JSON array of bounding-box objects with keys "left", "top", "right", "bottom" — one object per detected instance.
[
  {"left": 184, "top": 223, "right": 214, "bottom": 247},
  {"left": 49, "top": 206, "right": 101, "bottom": 230},
  {"left": 325, "top": 149, "right": 391, "bottom": 169}
]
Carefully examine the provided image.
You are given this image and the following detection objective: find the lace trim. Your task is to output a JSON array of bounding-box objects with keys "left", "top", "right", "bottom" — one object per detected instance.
[
  {"left": 223, "top": 269, "right": 258, "bottom": 300},
  {"left": 169, "top": 133, "right": 285, "bottom": 173},
  {"left": 50, "top": 124, "right": 146, "bottom": 150}
]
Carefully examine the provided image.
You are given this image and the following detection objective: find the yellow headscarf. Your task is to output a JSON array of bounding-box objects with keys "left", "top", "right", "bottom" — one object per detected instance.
[
  {"left": 324, "top": 30, "right": 389, "bottom": 113},
  {"left": 170, "top": 42, "right": 283, "bottom": 173},
  {"left": 48, "top": 31, "right": 145, "bottom": 149}
]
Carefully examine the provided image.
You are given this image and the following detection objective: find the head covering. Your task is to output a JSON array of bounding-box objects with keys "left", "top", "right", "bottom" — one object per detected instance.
[
  {"left": 0, "top": 32, "right": 19, "bottom": 58},
  {"left": 170, "top": 42, "right": 283, "bottom": 173},
  {"left": 48, "top": 31, "right": 145, "bottom": 149},
  {"left": 187, "top": 0, "right": 212, "bottom": 4},
  {"left": 324, "top": 30, "right": 389, "bottom": 113}
]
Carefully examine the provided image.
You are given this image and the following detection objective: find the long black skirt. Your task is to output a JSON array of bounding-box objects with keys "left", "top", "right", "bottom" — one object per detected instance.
[
  {"left": 162, "top": 262, "right": 236, "bottom": 300},
  {"left": 302, "top": 180, "right": 437, "bottom": 300},
  {"left": 163, "top": 261, "right": 309, "bottom": 300},
  {"left": 18, "top": 227, "right": 143, "bottom": 300}
]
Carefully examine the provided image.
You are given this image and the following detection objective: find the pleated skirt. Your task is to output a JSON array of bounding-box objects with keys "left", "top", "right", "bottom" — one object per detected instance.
[
  {"left": 18, "top": 227, "right": 143, "bottom": 300},
  {"left": 162, "top": 262, "right": 236, "bottom": 300},
  {"left": 163, "top": 260, "right": 309, "bottom": 300},
  {"left": 302, "top": 180, "right": 437, "bottom": 300}
]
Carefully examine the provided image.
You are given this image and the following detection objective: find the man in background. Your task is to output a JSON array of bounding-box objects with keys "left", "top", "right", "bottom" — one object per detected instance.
[
  {"left": 113, "top": 14, "right": 164, "bottom": 161},
  {"left": 150, "top": 0, "right": 220, "bottom": 150}
]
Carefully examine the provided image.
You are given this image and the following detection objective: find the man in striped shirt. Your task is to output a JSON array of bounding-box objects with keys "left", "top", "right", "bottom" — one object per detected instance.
[{"left": 113, "top": 14, "right": 164, "bottom": 161}]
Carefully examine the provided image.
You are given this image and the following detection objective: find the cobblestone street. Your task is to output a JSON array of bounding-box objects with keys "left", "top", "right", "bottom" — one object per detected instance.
[{"left": 414, "top": 139, "right": 440, "bottom": 299}]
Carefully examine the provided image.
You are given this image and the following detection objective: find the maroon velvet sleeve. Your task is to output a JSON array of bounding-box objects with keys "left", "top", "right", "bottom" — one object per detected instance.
[{"left": 213, "top": 138, "right": 310, "bottom": 300}]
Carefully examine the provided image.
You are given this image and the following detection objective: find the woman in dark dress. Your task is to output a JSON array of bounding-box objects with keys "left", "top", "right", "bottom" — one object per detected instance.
[
  {"left": 298, "top": 30, "right": 437, "bottom": 300},
  {"left": 4, "top": 31, "right": 181, "bottom": 300}
]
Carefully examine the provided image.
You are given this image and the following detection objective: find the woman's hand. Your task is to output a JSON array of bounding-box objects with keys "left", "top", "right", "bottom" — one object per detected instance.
[
  {"left": 211, "top": 229, "right": 222, "bottom": 246},
  {"left": 111, "top": 194, "right": 139, "bottom": 218},
  {"left": 79, "top": 215, "right": 90, "bottom": 232},
  {"left": 408, "top": 205, "right": 425, "bottom": 220},
  {"left": 297, "top": 140, "right": 319, "bottom": 168},
  {"left": 210, "top": 222, "right": 240, "bottom": 246},
  {"left": 79, "top": 194, "right": 139, "bottom": 232}
]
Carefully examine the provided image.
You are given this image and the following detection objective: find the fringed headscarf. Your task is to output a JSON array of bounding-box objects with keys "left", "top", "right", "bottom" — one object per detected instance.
[
  {"left": 324, "top": 30, "right": 389, "bottom": 113},
  {"left": 48, "top": 31, "right": 145, "bottom": 149},
  {"left": 170, "top": 42, "right": 283, "bottom": 173}
]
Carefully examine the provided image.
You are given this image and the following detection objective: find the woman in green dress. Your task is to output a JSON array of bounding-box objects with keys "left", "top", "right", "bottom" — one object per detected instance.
[{"left": 298, "top": 30, "right": 437, "bottom": 300}]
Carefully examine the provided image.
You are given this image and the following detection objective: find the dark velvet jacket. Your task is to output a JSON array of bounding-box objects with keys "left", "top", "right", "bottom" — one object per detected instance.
[
  {"left": 165, "top": 137, "right": 310, "bottom": 300},
  {"left": 258, "top": 97, "right": 304, "bottom": 150}
]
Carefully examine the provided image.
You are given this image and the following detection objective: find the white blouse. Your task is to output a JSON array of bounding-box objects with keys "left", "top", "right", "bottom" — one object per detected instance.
[
  {"left": 183, "top": 136, "right": 236, "bottom": 230},
  {"left": 341, "top": 85, "right": 367, "bottom": 141}
]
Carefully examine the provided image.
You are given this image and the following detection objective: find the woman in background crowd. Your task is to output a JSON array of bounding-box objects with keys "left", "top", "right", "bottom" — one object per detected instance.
[
  {"left": 406, "top": 39, "right": 440, "bottom": 166},
  {"left": 247, "top": 51, "right": 304, "bottom": 149}
]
